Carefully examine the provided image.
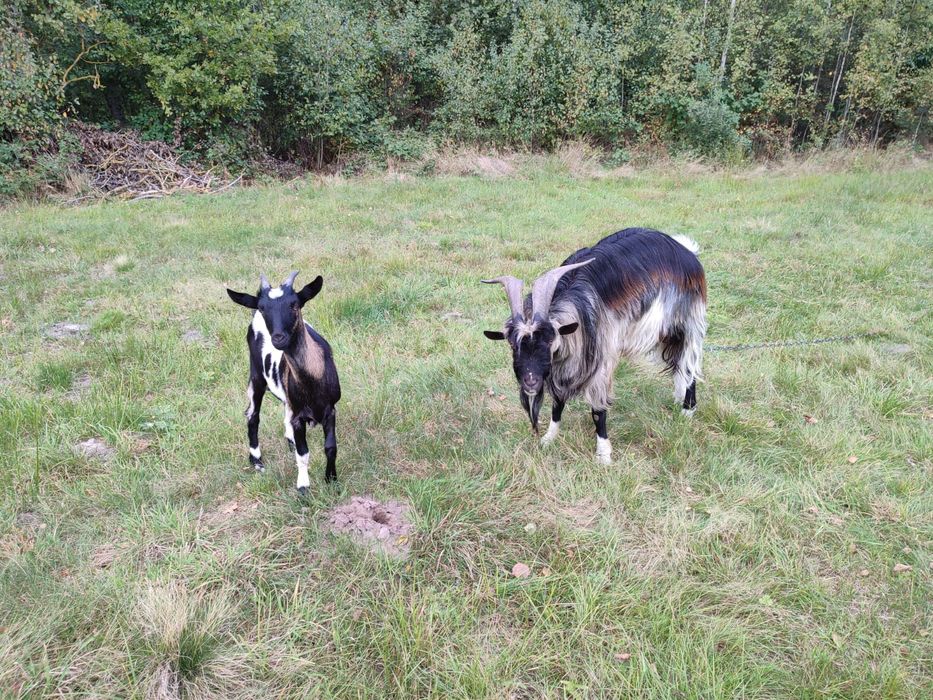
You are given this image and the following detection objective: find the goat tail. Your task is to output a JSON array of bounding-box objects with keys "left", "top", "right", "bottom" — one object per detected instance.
[{"left": 670, "top": 234, "right": 700, "bottom": 255}]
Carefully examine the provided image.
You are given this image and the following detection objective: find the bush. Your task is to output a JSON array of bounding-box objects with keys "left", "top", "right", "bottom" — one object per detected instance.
[
  {"left": 267, "top": 1, "right": 436, "bottom": 167},
  {"left": 0, "top": 23, "right": 61, "bottom": 140},
  {"left": 0, "top": 19, "right": 76, "bottom": 198},
  {"left": 3, "top": 0, "right": 930, "bottom": 185},
  {"left": 133, "top": 1, "right": 278, "bottom": 161},
  {"left": 435, "top": 1, "right": 630, "bottom": 148}
]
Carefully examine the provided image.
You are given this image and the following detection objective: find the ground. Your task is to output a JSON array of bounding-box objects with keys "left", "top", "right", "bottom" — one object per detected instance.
[{"left": 0, "top": 158, "right": 931, "bottom": 698}]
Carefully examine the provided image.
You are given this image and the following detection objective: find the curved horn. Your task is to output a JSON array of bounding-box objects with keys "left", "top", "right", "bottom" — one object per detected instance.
[
  {"left": 259, "top": 273, "right": 271, "bottom": 291},
  {"left": 282, "top": 270, "right": 299, "bottom": 288},
  {"left": 531, "top": 259, "right": 593, "bottom": 319},
  {"left": 482, "top": 276, "right": 525, "bottom": 320}
]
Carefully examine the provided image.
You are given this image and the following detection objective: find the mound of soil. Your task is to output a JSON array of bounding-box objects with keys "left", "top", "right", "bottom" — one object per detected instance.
[
  {"left": 325, "top": 496, "right": 413, "bottom": 558},
  {"left": 75, "top": 437, "right": 115, "bottom": 461}
]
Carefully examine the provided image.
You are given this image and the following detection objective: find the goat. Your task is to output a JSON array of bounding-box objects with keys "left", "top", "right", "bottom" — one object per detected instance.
[
  {"left": 227, "top": 271, "right": 341, "bottom": 492},
  {"left": 483, "top": 228, "right": 706, "bottom": 464}
]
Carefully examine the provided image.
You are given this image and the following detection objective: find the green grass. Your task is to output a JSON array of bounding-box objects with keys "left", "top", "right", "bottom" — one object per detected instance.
[{"left": 0, "top": 163, "right": 931, "bottom": 698}]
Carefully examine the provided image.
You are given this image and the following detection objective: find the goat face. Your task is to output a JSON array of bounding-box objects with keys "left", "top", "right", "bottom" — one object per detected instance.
[
  {"left": 483, "top": 261, "right": 590, "bottom": 433},
  {"left": 485, "top": 316, "right": 578, "bottom": 432},
  {"left": 227, "top": 271, "right": 323, "bottom": 351}
]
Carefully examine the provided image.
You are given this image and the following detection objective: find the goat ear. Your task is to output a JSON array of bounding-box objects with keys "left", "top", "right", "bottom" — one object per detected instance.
[
  {"left": 297, "top": 275, "right": 323, "bottom": 306},
  {"left": 557, "top": 322, "right": 579, "bottom": 336},
  {"left": 227, "top": 288, "right": 258, "bottom": 309},
  {"left": 484, "top": 330, "right": 506, "bottom": 341}
]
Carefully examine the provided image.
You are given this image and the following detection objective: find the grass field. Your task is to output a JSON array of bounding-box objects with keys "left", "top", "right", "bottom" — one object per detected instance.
[{"left": 0, "top": 160, "right": 931, "bottom": 698}]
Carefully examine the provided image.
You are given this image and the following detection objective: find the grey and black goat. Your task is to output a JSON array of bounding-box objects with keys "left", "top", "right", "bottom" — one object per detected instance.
[
  {"left": 227, "top": 271, "right": 341, "bottom": 492},
  {"left": 483, "top": 228, "right": 707, "bottom": 464}
]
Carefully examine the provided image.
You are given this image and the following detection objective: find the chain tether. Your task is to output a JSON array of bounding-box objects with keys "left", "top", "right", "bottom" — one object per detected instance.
[{"left": 706, "top": 332, "right": 878, "bottom": 353}]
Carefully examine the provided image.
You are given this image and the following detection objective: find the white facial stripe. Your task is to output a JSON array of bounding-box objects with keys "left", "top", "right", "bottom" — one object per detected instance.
[{"left": 268, "top": 287, "right": 284, "bottom": 299}]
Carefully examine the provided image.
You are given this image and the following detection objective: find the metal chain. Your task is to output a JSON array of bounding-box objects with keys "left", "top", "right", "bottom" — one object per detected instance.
[{"left": 706, "top": 332, "right": 879, "bottom": 353}]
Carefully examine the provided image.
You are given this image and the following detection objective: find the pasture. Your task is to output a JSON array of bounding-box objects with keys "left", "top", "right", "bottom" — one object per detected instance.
[{"left": 0, "top": 161, "right": 931, "bottom": 698}]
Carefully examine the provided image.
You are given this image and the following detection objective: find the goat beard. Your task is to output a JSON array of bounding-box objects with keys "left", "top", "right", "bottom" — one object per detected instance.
[{"left": 519, "top": 389, "right": 544, "bottom": 434}]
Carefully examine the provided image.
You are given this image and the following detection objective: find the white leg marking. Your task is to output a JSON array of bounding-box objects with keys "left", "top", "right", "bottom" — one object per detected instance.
[
  {"left": 295, "top": 451, "right": 310, "bottom": 490},
  {"left": 595, "top": 436, "right": 612, "bottom": 465},
  {"left": 245, "top": 381, "right": 256, "bottom": 418},
  {"left": 681, "top": 407, "right": 696, "bottom": 417},
  {"left": 249, "top": 446, "right": 262, "bottom": 459},
  {"left": 540, "top": 420, "right": 560, "bottom": 446},
  {"left": 283, "top": 406, "right": 295, "bottom": 444}
]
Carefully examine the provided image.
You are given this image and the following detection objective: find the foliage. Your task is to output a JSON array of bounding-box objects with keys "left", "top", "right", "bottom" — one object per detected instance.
[{"left": 1, "top": 0, "right": 931, "bottom": 182}]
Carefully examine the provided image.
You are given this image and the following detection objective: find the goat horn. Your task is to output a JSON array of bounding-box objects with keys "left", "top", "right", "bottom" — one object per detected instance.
[
  {"left": 259, "top": 273, "right": 271, "bottom": 290},
  {"left": 482, "top": 276, "right": 525, "bottom": 320},
  {"left": 282, "top": 270, "right": 299, "bottom": 288},
  {"left": 531, "top": 259, "right": 593, "bottom": 319}
]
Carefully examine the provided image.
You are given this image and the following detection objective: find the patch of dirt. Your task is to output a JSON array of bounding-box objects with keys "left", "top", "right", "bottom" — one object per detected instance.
[
  {"left": 882, "top": 343, "right": 911, "bottom": 355},
  {"left": 181, "top": 329, "right": 206, "bottom": 344},
  {"left": 128, "top": 433, "right": 154, "bottom": 455},
  {"left": 75, "top": 437, "right": 116, "bottom": 461},
  {"left": 66, "top": 373, "right": 93, "bottom": 401},
  {"left": 91, "top": 543, "right": 121, "bottom": 570},
  {"left": 15, "top": 511, "right": 43, "bottom": 531},
  {"left": 325, "top": 496, "right": 413, "bottom": 558},
  {"left": 45, "top": 322, "right": 89, "bottom": 339}
]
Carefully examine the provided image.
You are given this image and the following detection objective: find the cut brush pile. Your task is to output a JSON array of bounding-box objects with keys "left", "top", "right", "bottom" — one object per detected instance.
[{"left": 68, "top": 122, "right": 240, "bottom": 202}]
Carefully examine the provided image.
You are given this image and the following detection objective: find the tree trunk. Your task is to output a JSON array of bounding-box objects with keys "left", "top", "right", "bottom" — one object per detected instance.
[
  {"left": 825, "top": 17, "right": 854, "bottom": 126},
  {"left": 719, "top": 0, "right": 738, "bottom": 84}
]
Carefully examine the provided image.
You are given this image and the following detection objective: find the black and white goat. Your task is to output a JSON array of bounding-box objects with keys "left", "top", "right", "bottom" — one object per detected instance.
[
  {"left": 483, "top": 228, "right": 706, "bottom": 464},
  {"left": 227, "top": 271, "right": 341, "bottom": 492}
]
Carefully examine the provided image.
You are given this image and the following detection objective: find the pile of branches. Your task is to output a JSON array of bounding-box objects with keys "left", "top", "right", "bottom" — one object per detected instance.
[{"left": 68, "top": 122, "right": 240, "bottom": 201}]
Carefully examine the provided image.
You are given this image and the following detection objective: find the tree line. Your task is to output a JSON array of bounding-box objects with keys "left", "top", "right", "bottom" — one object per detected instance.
[{"left": 2, "top": 0, "right": 931, "bottom": 192}]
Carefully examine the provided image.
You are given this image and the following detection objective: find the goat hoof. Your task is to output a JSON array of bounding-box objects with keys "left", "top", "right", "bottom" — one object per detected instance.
[
  {"left": 296, "top": 486, "right": 309, "bottom": 497},
  {"left": 251, "top": 459, "right": 265, "bottom": 473},
  {"left": 681, "top": 407, "right": 696, "bottom": 418},
  {"left": 324, "top": 473, "right": 337, "bottom": 484}
]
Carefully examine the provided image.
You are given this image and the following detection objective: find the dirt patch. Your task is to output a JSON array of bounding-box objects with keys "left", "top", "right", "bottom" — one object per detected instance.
[
  {"left": 75, "top": 437, "right": 116, "bottom": 461},
  {"left": 325, "top": 496, "right": 413, "bottom": 558},
  {"left": 15, "top": 511, "right": 43, "bottom": 531},
  {"left": 882, "top": 343, "right": 911, "bottom": 355},
  {"left": 45, "top": 322, "right": 89, "bottom": 339},
  {"left": 181, "top": 329, "right": 206, "bottom": 344},
  {"left": 91, "top": 543, "right": 122, "bottom": 570},
  {"left": 65, "top": 373, "right": 93, "bottom": 402}
]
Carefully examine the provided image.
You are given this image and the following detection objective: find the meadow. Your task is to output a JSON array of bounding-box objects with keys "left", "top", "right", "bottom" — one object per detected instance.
[{"left": 0, "top": 158, "right": 931, "bottom": 698}]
